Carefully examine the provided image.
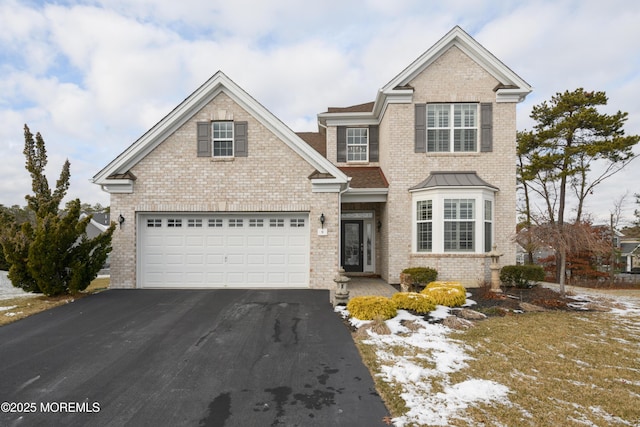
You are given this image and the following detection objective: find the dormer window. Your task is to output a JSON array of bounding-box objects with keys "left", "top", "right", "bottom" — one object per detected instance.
[
  {"left": 427, "top": 103, "right": 478, "bottom": 152},
  {"left": 347, "top": 128, "right": 368, "bottom": 162}
]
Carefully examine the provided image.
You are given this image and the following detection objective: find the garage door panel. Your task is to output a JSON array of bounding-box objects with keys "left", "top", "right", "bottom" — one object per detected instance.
[
  {"left": 288, "top": 253, "right": 306, "bottom": 266},
  {"left": 247, "top": 236, "right": 265, "bottom": 246},
  {"left": 247, "top": 254, "right": 265, "bottom": 265},
  {"left": 186, "top": 235, "right": 204, "bottom": 246},
  {"left": 186, "top": 254, "right": 204, "bottom": 265},
  {"left": 139, "top": 213, "right": 309, "bottom": 288},
  {"left": 268, "top": 235, "right": 286, "bottom": 246},
  {"left": 207, "top": 254, "right": 225, "bottom": 265}
]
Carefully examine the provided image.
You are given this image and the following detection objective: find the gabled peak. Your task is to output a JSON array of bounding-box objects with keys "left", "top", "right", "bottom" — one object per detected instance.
[{"left": 382, "top": 26, "right": 531, "bottom": 102}]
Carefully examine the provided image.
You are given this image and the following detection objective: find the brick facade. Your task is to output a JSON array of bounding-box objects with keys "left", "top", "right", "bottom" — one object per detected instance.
[
  {"left": 98, "top": 27, "right": 529, "bottom": 290},
  {"left": 109, "top": 92, "right": 340, "bottom": 289},
  {"left": 326, "top": 46, "right": 520, "bottom": 286}
]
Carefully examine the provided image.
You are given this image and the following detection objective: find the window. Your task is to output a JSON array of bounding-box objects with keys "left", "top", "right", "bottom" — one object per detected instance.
[
  {"left": 347, "top": 128, "right": 368, "bottom": 162},
  {"left": 270, "top": 219, "right": 284, "bottom": 228},
  {"left": 167, "top": 219, "right": 182, "bottom": 228},
  {"left": 147, "top": 219, "right": 162, "bottom": 228},
  {"left": 249, "top": 219, "right": 264, "bottom": 227},
  {"left": 427, "top": 104, "right": 478, "bottom": 152},
  {"left": 413, "top": 190, "right": 495, "bottom": 253},
  {"left": 290, "top": 218, "right": 305, "bottom": 228},
  {"left": 208, "top": 218, "right": 223, "bottom": 228},
  {"left": 416, "top": 200, "right": 432, "bottom": 252},
  {"left": 188, "top": 219, "right": 203, "bottom": 228},
  {"left": 444, "top": 199, "right": 475, "bottom": 251},
  {"left": 484, "top": 200, "right": 493, "bottom": 252},
  {"left": 213, "top": 121, "right": 234, "bottom": 157},
  {"left": 228, "top": 219, "right": 243, "bottom": 228}
]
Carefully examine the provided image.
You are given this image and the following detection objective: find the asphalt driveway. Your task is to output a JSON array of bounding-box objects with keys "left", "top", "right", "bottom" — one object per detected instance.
[{"left": 0, "top": 290, "right": 390, "bottom": 426}]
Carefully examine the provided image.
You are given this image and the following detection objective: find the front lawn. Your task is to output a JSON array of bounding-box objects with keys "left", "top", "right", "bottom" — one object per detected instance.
[{"left": 345, "top": 294, "right": 640, "bottom": 426}]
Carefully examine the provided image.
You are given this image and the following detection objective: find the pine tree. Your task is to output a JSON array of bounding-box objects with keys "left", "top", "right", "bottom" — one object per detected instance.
[
  {"left": 517, "top": 88, "right": 640, "bottom": 293},
  {"left": 0, "top": 125, "right": 115, "bottom": 296}
]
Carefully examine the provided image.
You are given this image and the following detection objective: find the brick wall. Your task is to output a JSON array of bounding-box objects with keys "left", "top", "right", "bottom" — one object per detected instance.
[
  {"left": 325, "top": 46, "right": 519, "bottom": 286},
  {"left": 110, "top": 92, "right": 340, "bottom": 289}
]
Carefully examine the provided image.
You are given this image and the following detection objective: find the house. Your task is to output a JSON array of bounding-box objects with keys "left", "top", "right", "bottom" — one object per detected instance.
[
  {"left": 92, "top": 26, "right": 531, "bottom": 289},
  {"left": 83, "top": 212, "right": 111, "bottom": 240},
  {"left": 620, "top": 234, "right": 640, "bottom": 273}
]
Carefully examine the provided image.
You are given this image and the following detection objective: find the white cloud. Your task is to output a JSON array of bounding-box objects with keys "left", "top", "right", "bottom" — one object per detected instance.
[{"left": 0, "top": 0, "right": 638, "bottom": 223}]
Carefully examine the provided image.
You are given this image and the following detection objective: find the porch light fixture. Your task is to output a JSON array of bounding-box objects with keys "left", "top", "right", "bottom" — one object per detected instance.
[
  {"left": 118, "top": 214, "right": 125, "bottom": 229},
  {"left": 377, "top": 220, "right": 382, "bottom": 232},
  {"left": 320, "top": 213, "right": 325, "bottom": 228}
]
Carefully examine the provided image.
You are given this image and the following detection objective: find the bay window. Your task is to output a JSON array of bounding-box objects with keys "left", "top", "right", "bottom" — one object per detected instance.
[{"left": 413, "top": 190, "right": 494, "bottom": 253}]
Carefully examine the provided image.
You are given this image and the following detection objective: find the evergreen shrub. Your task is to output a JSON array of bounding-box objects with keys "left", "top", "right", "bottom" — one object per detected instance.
[
  {"left": 500, "top": 265, "right": 545, "bottom": 288},
  {"left": 401, "top": 267, "right": 438, "bottom": 285},
  {"left": 391, "top": 292, "right": 436, "bottom": 314},
  {"left": 421, "top": 281, "right": 466, "bottom": 307},
  {"left": 346, "top": 296, "right": 397, "bottom": 320}
]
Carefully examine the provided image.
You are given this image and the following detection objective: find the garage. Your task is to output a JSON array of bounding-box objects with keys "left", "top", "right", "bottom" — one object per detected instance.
[{"left": 138, "top": 213, "right": 310, "bottom": 288}]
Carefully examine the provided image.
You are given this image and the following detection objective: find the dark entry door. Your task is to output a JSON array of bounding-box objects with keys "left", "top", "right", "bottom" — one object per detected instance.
[{"left": 341, "top": 220, "right": 363, "bottom": 272}]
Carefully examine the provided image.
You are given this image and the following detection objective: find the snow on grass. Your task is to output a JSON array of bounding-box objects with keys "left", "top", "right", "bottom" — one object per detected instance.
[
  {"left": 0, "top": 271, "right": 36, "bottom": 300},
  {"left": 337, "top": 305, "right": 511, "bottom": 426}
]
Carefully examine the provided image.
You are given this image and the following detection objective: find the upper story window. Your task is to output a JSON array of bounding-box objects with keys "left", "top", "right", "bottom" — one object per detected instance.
[
  {"left": 426, "top": 104, "right": 478, "bottom": 152},
  {"left": 337, "top": 125, "right": 379, "bottom": 163},
  {"left": 213, "top": 122, "right": 234, "bottom": 157},
  {"left": 197, "top": 121, "right": 248, "bottom": 158},
  {"left": 347, "top": 128, "right": 368, "bottom": 162}
]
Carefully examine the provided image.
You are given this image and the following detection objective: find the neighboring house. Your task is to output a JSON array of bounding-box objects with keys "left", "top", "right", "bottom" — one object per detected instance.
[
  {"left": 92, "top": 26, "right": 531, "bottom": 289},
  {"left": 83, "top": 213, "right": 111, "bottom": 239},
  {"left": 620, "top": 234, "right": 640, "bottom": 272},
  {"left": 82, "top": 212, "right": 112, "bottom": 271}
]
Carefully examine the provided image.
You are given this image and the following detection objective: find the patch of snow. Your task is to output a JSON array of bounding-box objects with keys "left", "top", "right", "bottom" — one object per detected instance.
[
  {"left": 428, "top": 305, "right": 451, "bottom": 321},
  {"left": 0, "top": 271, "right": 36, "bottom": 300},
  {"left": 0, "top": 305, "right": 18, "bottom": 311},
  {"left": 347, "top": 305, "right": 511, "bottom": 426}
]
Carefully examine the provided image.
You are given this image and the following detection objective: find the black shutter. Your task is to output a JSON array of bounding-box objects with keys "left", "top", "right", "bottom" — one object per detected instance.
[
  {"left": 197, "top": 122, "right": 211, "bottom": 157},
  {"left": 480, "top": 103, "right": 493, "bottom": 152},
  {"left": 369, "top": 125, "right": 379, "bottom": 162},
  {"left": 415, "top": 104, "right": 426, "bottom": 153},
  {"left": 337, "top": 126, "right": 346, "bottom": 162},
  {"left": 234, "top": 121, "right": 248, "bottom": 157}
]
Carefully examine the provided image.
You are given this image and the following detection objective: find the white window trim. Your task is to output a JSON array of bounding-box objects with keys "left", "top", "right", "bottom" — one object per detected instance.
[
  {"left": 346, "top": 127, "right": 369, "bottom": 163},
  {"left": 426, "top": 103, "right": 479, "bottom": 153},
  {"left": 212, "top": 121, "right": 234, "bottom": 158},
  {"left": 412, "top": 187, "right": 495, "bottom": 254}
]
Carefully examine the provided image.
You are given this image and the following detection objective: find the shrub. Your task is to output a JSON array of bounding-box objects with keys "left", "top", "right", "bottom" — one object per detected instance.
[
  {"left": 347, "top": 296, "right": 397, "bottom": 320},
  {"left": 401, "top": 267, "right": 438, "bottom": 285},
  {"left": 421, "top": 281, "right": 466, "bottom": 307},
  {"left": 391, "top": 292, "right": 437, "bottom": 314},
  {"left": 500, "top": 265, "right": 545, "bottom": 289}
]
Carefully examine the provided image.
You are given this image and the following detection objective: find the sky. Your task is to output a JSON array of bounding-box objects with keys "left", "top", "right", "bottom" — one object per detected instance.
[{"left": 1, "top": 0, "right": 639, "bottom": 226}]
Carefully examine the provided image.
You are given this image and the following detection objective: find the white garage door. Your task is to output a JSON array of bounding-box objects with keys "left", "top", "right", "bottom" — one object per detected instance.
[{"left": 138, "top": 213, "right": 309, "bottom": 288}]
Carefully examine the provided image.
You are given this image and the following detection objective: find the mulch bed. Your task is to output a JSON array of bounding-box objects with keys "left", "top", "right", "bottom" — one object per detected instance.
[{"left": 466, "top": 286, "right": 578, "bottom": 315}]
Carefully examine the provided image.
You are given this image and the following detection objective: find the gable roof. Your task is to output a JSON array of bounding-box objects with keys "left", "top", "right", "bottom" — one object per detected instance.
[
  {"left": 93, "top": 71, "right": 348, "bottom": 193},
  {"left": 318, "top": 26, "right": 532, "bottom": 126},
  {"left": 382, "top": 26, "right": 532, "bottom": 103}
]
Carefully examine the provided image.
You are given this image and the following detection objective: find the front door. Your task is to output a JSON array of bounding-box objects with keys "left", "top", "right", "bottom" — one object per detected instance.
[{"left": 341, "top": 220, "right": 363, "bottom": 272}]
